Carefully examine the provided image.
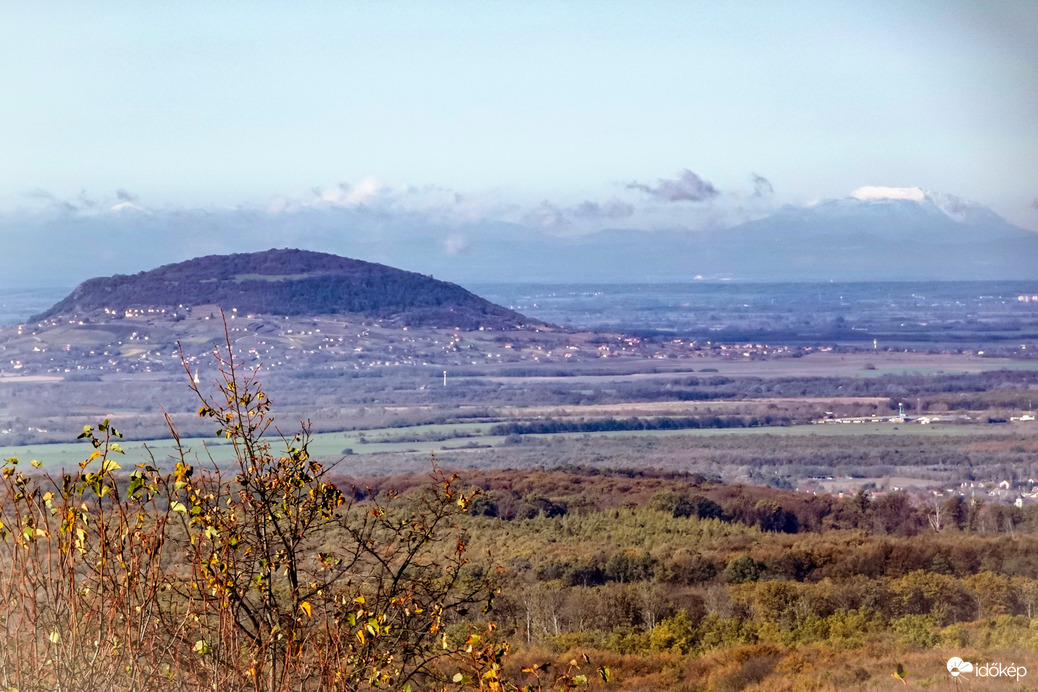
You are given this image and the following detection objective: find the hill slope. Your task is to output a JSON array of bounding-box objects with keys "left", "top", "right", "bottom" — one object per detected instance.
[{"left": 36, "top": 249, "right": 531, "bottom": 328}]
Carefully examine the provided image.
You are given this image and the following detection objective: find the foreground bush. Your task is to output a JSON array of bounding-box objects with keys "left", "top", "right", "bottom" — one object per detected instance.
[{"left": 0, "top": 331, "right": 512, "bottom": 691}]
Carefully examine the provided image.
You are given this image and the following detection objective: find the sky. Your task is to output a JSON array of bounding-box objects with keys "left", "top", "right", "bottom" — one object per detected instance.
[{"left": 1, "top": 1, "right": 1037, "bottom": 285}]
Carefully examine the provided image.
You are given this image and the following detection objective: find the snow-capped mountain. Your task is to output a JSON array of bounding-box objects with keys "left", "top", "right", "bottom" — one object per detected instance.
[
  {"left": 865, "top": 186, "right": 1027, "bottom": 237},
  {"left": 631, "top": 187, "right": 1038, "bottom": 282},
  {"left": 3, "top": 186, "right": 1035, "bottom": 286},
  {"left": 510, "top": 187, "right": 1038, "bottom": 281},
  {"left": 442, "top": 186, "right": 1038, "bottom": 282},
  {"left": 738, "top": 187, "right": 1033, "bottom": 245},
  {"left": 853, "top": 186, "right": 1007, "bottom": 226}
]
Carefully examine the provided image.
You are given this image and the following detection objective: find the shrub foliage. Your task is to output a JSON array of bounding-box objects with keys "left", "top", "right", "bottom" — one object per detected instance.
[{"left": 0, "top": 329, "right": 530, "bottom": 692}]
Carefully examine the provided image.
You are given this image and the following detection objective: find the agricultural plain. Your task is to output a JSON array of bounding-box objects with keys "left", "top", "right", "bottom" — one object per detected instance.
[{"left": 3, "top": 280, "right": 1038, "bottom": 690}]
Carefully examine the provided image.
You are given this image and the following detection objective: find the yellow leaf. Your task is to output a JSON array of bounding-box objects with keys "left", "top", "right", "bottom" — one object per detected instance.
[
  {"left": 48, "top": 631, "right": 60, "bottom": 644},
  {"left": 300, "top": 601, "right": 312, "bottom": 617},
  {"left": 170, "top": 501, "right": 187, "bottom": 513},
  {"left": 100, "top": 459, "right": 122, "bottom": 473}
]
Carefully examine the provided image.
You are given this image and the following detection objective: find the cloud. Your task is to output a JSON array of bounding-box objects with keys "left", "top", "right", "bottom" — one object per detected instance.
[
  {"left": 0, "top": 170, "right": 788, "bottom": 289},
  {"left": 17, "top": 188, "right": 99, "bottom": 214},
  {"left": 444, "top": 234, "right": 467, "bottom": 256},
  {"left": 1032, "top": 198, "right": 1038, "bottom": 210},
  {"left": 348, "top": 178, "right": 380, "bottom": 205},
  {"left": 301, "top": 179, "right": 516, "bottom": 229},
  {"left": 23, "top": 188, "right": 55, "bottom": 200},
  {"left": 316, "top": 178, "right": 383, "bottom": 207},
  {"left": 13, "top": 187, "right": 158, "bottom": 217},
  {"left": 20, "top": 188, "right": 79, "bottom": 214},
  {"left": 5, "top": 171, "right": 773, "bottom": 267},
  {"left": 937, "top": 195, "right": 973, "bottom": 216},
  {"left": 627, "top": 169, "right": 720, "bottom": 202},
  {"left": 751, "top": 173, "right": 774, "bottom": 197},
  {"left": 77, "top": 189, "right": 98, "bottom": 209},
  {"left": 572, "top": 198, "right": 635, "bottom": 220},
  {"left": 289, "top": 171, "right": 769, "bottom": 235},
  {"left": 518, "top": 197, "right": 636, "bottom": 231},
  {"left": 522, "top": 201, "right": 572, "bottom": 230}
]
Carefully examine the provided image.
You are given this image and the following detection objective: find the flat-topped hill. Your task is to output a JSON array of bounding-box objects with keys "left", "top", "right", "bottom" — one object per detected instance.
[{"left": 35, "top": 249, "right": 530, "bottom": 328}]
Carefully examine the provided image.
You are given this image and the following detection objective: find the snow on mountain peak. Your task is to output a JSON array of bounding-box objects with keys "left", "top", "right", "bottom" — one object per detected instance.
[
  {"left": 848, "top": 186, "right": 1000, "bottom": 226},
  {"left": 851, "top": 186, "right": 925, "bottom": 202}
]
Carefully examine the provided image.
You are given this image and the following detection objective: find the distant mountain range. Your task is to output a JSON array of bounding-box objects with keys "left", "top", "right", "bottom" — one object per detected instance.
[
  {"left": 439, "top": 188, "right": 1038, "bottom": 282},
  {"left": 35, "top": 249, "right": 532, "bottom": 329},
  {"left": 7, "top": 187, "right": 1037, "bottom": 287},
  {"left": 679, "top": 187, "right": 1038, "bottom": 281}
]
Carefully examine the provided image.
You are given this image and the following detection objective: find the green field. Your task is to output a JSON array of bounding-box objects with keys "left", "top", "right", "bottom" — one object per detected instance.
[
  {"left": 3, "top": 418, "right": 1016, "bottom": 471},
  {"left": 0, "top": 437, "right": 240, "bottom": 470}
]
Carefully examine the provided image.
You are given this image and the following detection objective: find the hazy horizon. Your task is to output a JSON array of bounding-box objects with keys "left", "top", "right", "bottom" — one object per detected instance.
[{"left": 3, "top": 2, "right": 1037, "bottom": 287}]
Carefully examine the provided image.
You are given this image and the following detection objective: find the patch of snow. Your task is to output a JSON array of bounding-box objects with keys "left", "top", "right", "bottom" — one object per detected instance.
[
  {"left": 109, "top": 202, "right": 148, "bottom": 213},
  {"left": 851, "top": 186, "right": 925, "bottom": 202}
]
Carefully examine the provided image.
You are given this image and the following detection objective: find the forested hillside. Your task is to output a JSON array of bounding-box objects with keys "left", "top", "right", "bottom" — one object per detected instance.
[
  {"left": 352, "top": 466, "right": 1038, "bottom": 689},
  {"left": 35, "top": 249, "right": 530, "bottom": 328}
]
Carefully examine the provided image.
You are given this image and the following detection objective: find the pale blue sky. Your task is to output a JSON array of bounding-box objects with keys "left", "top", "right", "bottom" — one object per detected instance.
[{"left": 2, "top": 1, "right": 1037, "bottom": 229}]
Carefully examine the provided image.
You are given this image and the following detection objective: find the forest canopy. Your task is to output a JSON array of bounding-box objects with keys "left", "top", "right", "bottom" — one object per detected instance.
[{"left": 35, "top": 249, "right": 529, "bottom": 328}]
